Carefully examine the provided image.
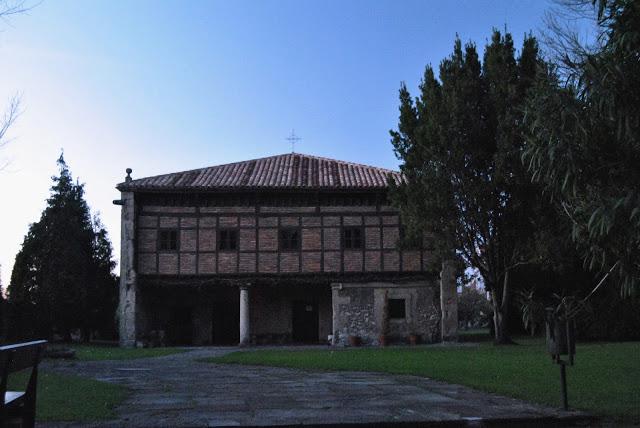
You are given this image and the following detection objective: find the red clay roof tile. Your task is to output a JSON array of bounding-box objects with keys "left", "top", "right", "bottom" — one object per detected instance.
[{"left": 117, "top": 153, "right": 402, "bottom": 192}]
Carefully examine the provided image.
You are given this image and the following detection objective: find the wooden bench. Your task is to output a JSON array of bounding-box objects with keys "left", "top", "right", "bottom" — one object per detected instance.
[{"left": 0, "top": 340, "right": 47, "bottom": 428}]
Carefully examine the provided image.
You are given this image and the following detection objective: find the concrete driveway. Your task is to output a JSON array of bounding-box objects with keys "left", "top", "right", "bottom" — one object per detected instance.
[{"left": 44, "top": 346, "right": 590, "bottom": 427}]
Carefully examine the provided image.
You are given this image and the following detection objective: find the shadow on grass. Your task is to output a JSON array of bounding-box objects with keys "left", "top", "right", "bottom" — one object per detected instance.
[{"left": 9, "top": 370, "right": 128, "bottom": 421}]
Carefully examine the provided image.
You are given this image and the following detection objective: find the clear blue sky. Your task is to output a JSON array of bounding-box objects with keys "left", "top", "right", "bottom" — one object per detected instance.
[{"left": 0, "top": 0, "right": 595, "bottom": 286}]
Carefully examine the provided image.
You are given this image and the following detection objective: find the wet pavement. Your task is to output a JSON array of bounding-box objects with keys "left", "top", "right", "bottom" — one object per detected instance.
[{"left": 42, "top": 346, "right": 591, "bottom": 427}]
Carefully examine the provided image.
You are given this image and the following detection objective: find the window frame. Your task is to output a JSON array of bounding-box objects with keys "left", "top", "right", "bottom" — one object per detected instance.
[
  {"left": 158, "top": 229, "right": 179, "bottom": 251},
  {"left": 217, "top": 228, "right": 239, "bottom": 252},
  {"left": 279, "top": 227, "right": 301, "bottom": 252},
  {"left": 388, "top": 298, "right": 406, "bottom": 319},
  {"left": 342, "top": 226, "right": 363, "bottom": 250}
]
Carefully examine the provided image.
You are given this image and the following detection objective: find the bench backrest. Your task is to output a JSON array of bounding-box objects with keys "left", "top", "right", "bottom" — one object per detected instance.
[
  {"left": 0, "top": 340, "right": 47, "bottom": 425},
  {"left": 0, "top": 341, "right": 47, "bottom": 374}
]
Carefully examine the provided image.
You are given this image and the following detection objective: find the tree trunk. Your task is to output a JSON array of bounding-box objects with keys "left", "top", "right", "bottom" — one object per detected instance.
[
  {"left": 492, "top": 305, "right": 511, "bottom": 344},
  {"left": 490, "top": 270, "right": 515, "bottom": 345}
]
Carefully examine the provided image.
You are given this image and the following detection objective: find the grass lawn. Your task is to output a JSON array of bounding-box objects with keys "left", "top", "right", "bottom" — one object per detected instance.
[
  {"left": 8, "top": 345, "right": 186, "bottom": 420},
  {"left": 206, "top": 339, "right": 640, "bottom": 421},
  {"left": 72, "top": 345, "right": 186, "bottom": 361},
  {"left": 8, "top": 370, "right": 128, "bottom": 421}
]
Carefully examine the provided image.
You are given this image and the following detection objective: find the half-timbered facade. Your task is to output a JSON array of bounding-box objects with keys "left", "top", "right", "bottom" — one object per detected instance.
[{"left": 115, "top": 153, "right": 457, "bottom": 347}]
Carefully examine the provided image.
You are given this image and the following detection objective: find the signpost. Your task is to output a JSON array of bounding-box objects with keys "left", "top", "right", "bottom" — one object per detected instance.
[{"left": 545, "top": 307, "right": 576, "bottom": 410}]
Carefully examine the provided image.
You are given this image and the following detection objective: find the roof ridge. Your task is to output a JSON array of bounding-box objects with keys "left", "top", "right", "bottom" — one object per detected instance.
[
  {"left": 117, "top": 152, "right": 402, "bottom": 190},
  {"left": 123, "top": 153, "right": 398, "bottom": 184}
]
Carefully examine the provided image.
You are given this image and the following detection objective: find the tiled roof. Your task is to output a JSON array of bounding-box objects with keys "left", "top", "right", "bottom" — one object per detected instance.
[{"left": 117, "top": 153, "right": 402, "bottom": 192}]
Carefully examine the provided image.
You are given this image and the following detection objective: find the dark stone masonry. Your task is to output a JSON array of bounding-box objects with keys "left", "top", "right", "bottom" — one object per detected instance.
[{"left": 115, "top": 153, "right": 458, "bottom": 347}]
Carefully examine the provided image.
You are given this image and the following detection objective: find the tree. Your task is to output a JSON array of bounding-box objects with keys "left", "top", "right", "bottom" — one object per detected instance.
[
  {"left": 0, "top": 1, "right": 34, "bottom": 170},
  {"left": 523, "top": 0, "right": 640, "bottom": 296},
  {"left": 0, "top": 96, "right": 20, "bottom": 170},
  {"left": 85, "top": 217, "right": 119, "bottom": 339},
  {"left": 458, "top": 285, "right": 491, "bottom": 330},
  {"left": 390, "top": 31, "right": 545, "bottom": 344},
  {"left": 8, "top": 153, "right": 118, "bottom": 340}
]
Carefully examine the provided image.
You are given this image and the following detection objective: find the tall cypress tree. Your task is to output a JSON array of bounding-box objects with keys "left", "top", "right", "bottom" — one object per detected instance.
[
  {"left": 390, "top": 31, "right": 544, "bottom": 344},
  {"left": 8, "top": 153, "right": 117, "bottom": 340},
  {"left": 86, "top": 217, "right": 119, "bottom": 338}
]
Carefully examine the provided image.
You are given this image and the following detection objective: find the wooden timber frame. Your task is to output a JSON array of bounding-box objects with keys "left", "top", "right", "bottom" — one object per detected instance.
[{"left": 133, "top": 190, "right": 436, "bottom": 277}]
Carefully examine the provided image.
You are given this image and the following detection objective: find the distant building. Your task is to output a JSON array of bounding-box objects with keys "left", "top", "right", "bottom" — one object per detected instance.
[{"left": 115, "top": 153, "right": 457, "bottom": 347}]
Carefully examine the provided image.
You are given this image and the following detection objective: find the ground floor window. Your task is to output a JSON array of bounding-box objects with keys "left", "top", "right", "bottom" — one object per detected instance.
[{"left": 388, "top": 298, "right": 406, "bottom": 319}]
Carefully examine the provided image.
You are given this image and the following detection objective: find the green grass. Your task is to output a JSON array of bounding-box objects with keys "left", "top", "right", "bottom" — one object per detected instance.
[
  {"left": 7, "top": 345, "right": 185, "bottom": 421},
  {"left": 72, "top": 345, "right": 186, "bottom": 361},
  {"left": 206, "top": 339, "right": 640, "bottom": 421},
  {"left": 459, "top": 328, "right": 493, "bottom": 342},
  {"left": 8, "top": 370, "right": 128, "bottom": 421}
]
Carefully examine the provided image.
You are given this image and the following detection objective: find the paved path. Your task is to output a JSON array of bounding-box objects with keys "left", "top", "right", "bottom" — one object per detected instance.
[{"left": 44, "top": 347, "right": 588, "bottom": 427}]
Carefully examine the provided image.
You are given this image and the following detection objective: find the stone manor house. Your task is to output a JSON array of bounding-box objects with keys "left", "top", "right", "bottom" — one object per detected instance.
[{"left": 115, "top": 153, "right": 457, "bottom": 347}]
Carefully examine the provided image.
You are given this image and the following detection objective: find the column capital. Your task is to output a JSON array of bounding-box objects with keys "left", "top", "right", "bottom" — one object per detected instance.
[{"left": 239, "top": 283, "right": 253, "bottom": 291}]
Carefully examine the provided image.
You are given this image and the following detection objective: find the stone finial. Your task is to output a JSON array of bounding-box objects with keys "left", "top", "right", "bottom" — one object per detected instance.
[{"left": 125, "top": 168, "right": 133, "bottom": 182}]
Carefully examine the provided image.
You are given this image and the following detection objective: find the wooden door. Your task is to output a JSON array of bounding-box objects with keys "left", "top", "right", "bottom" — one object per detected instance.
[
  {"left": 212, "top": 300, "right": 239, "bottom": 345},
  {"left": 168, "top": 306, "right": 193, "bottom": 345},
  {"left": 292, "top": 301, "right": 319, "bottom": 343}
]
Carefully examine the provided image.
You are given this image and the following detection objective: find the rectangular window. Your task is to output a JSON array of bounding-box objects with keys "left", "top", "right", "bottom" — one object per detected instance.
[
  {"left": 279, "top": 228, "right": 300, "bottom": 251},
  {"left": 218, "top": 229, "right": 238, "bottom": 251},
  {"left": 159, "top": 230, "right": 178, "bottom": 251},
  {"left": 343, "top": 227, "right": 363, "bottom": 249},
  {"left": 388, "top": 299, "right": 406, "bottom": 319}
]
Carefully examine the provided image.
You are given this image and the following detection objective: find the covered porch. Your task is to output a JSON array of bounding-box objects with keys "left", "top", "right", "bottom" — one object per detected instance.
[{"left": 137, "top": 281, "right": 332, "bottom": 346}]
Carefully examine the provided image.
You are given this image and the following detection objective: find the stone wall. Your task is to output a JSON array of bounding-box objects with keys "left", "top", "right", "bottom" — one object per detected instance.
[
  {"left": 249, "top": 284, "right": 332, "bottom": 344},
  {"left": 135, "top": 203, "right": 437, "bottom": 276},
  {"left": 331, "top": 281, "right": 440, "bottom": 346}
]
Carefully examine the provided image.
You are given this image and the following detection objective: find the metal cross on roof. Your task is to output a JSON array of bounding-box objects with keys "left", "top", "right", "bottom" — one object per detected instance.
[{"left": 286, "top": 129, "right": 301, "bottom": 153}]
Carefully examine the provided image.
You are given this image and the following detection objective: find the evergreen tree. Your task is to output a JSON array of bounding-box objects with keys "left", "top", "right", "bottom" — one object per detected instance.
[
  {"left": 390, "top": 31, "right": 544, "bottom": 344},
  {"left": 8, "top": 153, "right": 118, "bottom": 340},
  {"left": 86, "top": 216, "right": 118, "bottom": 338}
]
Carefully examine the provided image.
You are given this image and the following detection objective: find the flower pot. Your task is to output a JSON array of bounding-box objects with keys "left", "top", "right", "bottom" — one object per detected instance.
[
  {"left": 379, "top": 335, "right": 388, "bottom": 347},
  {"left": 409, "top": 334, "right": 419, "bottom": 345},
  {"left": 348, "top": 335, "right": 361, "bottom": 347}
]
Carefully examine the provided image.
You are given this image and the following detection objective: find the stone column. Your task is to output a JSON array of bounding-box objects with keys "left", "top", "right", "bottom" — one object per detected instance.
[
  {"left": 239, "top": 286, "right": 250, "bottom": 346},
  {"left": 116, "top": 190, "right": 137, "bottom": 347},
  {"left": 330, "top": 284, "right": 341, "bottom": 345},
  {"left": 440, "top": 259, "right": 458, "bottom": 342}
]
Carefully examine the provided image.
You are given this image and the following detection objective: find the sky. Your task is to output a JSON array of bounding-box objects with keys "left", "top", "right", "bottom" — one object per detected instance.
[{"left": 0, "top": 0, "right": 595, "bottom": 287}]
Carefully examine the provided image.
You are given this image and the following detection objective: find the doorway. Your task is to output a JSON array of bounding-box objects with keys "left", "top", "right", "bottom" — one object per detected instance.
[
  {"left": 212, "top": 299, "right": 240, "bottom": 345},
  {"left": 292, "top": 300, "right": 319, "bottom": 343},
  {"left": 167, "top": 306, "right": 193, "bottom": 345}
]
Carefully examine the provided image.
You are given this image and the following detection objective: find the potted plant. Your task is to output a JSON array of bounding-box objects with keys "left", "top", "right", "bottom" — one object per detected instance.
[
  {"left": 379, "top": 290, "right": 390, "bottom": 347},
  {"left": 408, "top": 333, "right": 419, "bottom": 345},
  {"left": 348, "top": 335, "right": 361, "bottom": 347}
]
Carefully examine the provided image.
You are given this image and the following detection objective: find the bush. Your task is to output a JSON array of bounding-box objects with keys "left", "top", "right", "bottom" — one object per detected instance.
[{"left": 458, "top": 286, "right": 491, "bottom": 329}]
